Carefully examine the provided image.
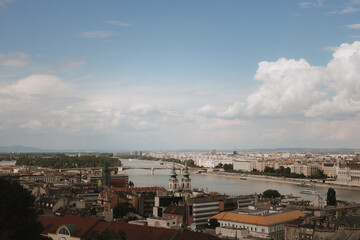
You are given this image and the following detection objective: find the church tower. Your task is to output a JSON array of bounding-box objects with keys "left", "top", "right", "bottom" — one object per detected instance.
[
  {"left": 181, "top": 161, "right": 191, "bottom": 192},
  {"left": 168, "top": 161, "right": 179, "bottom": 191}
]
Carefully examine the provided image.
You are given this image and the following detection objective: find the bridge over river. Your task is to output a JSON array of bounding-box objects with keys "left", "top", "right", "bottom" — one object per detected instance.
[{"left": 45, "top": 165, "right": 209, "bottom": 175}]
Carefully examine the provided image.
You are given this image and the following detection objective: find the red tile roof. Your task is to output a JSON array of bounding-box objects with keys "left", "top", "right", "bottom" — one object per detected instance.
[
  {"left": 39, "top": 215, "right": 219, "bottom": 240},
  {"left": 106, "top": 221, "right": 218, "bottom": 240},
  {"left": 164, "top": 205, "right": 184, "bottom": 215},
  {"left": 38, "top": 214, "right": 105, "bottom": 237}
]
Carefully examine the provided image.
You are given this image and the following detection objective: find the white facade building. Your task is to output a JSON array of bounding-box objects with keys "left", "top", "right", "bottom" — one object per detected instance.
[{"left": 211, "top": 209, "right": 305, "bottom": 240}]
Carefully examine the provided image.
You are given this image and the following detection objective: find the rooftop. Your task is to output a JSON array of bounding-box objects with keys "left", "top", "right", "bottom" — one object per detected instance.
[{"left": 211, "top": 210, "right": 305, "bottom": 226}]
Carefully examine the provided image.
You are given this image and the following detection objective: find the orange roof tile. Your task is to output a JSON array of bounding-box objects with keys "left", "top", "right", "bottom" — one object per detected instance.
[{"left": 211, "top": 210, "right": 305, "bottom": 226}]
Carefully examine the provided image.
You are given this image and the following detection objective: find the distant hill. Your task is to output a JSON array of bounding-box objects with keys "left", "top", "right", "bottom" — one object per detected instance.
[
  {"left": 0, "top": 145, "right": 52, "bottom": 153},
  {"left": 0, "top": 145, "right": 358, "bottom": 153},
  {"left": 0, "top": 145, "right": 129, "bottom": 153}
]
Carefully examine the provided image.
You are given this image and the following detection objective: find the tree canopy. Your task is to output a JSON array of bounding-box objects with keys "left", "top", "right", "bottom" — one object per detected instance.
[
  {"left": 327, "top": 188, "right": 337, "bottom": 206},
  {"left": 0, "top": 177, "right": 44, "bottom": 240},
  {"left": 86, "top": 229, "right": 127, "bottom": 240},
  {"left": 113, "top": 202, "right": 135, "bottom": 219},
  {"left": 263, "top": 189, "right": 281, "bottom": 199},
  {"left": 15, "top": 154, "right": 121, "bottom": 169},
  {"left": 208, "top": 219, "right": 220, "bottom": 229}
]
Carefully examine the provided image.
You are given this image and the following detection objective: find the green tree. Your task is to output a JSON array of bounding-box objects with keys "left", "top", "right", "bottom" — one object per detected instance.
[
  {"left": 208, "top": 218, "right": 220, "bottom": 229},
  {"left": 86, "top": 229, "right": 127, "bottom": 240},
  {"left": 215, "top": 163, "right": 223, "bottom": 168},
  {"left": 0, "top": 177, "right": 44, "bottom": 240},
  {"left": 102, "top": 161, "right": 111, "bottom": 187},
  {"left": 326, "top": 188, "right": 337, "bottom": 206},
  {"left": 113, "top": 202, "right": 135, "bottom": 219},
  {"left": 128, "top": 181, "right": 134, "bottom": 187},
  {"left": 223, "top": 164, "right": 233, "bottom": 171},
  {"left": 263, "top": 189, "right": 281, "bottom": 199}
]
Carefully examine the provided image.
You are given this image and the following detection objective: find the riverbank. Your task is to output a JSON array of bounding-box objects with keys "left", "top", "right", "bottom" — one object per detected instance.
[
  {"left": 122, "top": 158, "right": 360, "bottom": 192},
  {"left": 199, "top": 171, "right": 360, "bottom": 192}
]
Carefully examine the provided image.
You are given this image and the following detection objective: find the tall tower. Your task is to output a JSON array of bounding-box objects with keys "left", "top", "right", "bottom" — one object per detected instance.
[
  {"left": 181, "top": 161, "right": 191, "bottom": 192},
  {"left": 102, "top": 161, "right": 111, "bottom": 187},
  {"left": 168, "top": 161, "right": 179, "bottom": 191}
]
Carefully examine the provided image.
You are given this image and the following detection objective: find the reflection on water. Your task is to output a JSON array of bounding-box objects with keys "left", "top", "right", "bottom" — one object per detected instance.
[{"left": 121, "top": 159, "right": 360, "bottom": 203}]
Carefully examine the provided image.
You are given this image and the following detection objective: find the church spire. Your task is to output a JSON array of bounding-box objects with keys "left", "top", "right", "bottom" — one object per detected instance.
[
  {"left": 181, "top": 160, "right": 191, "bottom": 192},
  {"left": 168, "top": 161, "right": 179, "bottom": 191},
  {"left": 170, "top": 161, "right": 177, "bottom": 180},
  {"left": 182, "top": 160, "right": 190, "bottom": 179}
]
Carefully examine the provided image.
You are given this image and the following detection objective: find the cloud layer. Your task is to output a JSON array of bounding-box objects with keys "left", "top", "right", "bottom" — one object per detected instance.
[
  {"left": 1, "top": 41, "right": 360, "bottom": 149},
  {"left": 199, "top": 41, "right": 360, "bottom": 120},
  {"left": 0, "top": 52, "right": 29, "bottom": 67}
]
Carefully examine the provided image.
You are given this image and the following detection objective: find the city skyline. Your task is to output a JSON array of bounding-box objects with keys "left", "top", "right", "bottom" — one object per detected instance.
[{"left": 1, "top": 0, "right": 360, "bottom": 150}]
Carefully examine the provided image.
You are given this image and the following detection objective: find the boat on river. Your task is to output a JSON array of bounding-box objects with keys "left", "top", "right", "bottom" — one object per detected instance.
[
  {"left": 298, "top": 182, "right": 312, "bottom": 187},
  {"left": 300, "top": 188, "right": 317, "bottom": 195}
]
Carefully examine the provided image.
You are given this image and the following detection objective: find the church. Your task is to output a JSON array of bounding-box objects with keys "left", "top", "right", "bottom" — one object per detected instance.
[{"left": 168, "top": 161, "right": 191, "bottom": 194}]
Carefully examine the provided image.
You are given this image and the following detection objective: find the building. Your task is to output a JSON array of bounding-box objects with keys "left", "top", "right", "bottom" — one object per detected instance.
[
  {"left": 153, "top": 196, "right": 183, "bottom": 218},
  {"left": 186, "top": 195, "right": 227, "bottom": 229},
  {"left": 322, "top": 163, "right": 337, "bottom": 178},
  {"left": 97, "top": 190, "right": 123, "bottom": 211},
  {"left": 168, "top": 162, "right": 179, "bottom": 191},
  {"left": 211, "top": 209, "right": 305, "bottom": 239},
  {"left": 233, "top": 160, "right": 254, "bottom": 172},
  {"left": 163, "top": 205, "right": 185, "bottom": 226},
  {"left": 285, "top": 215, "right": 360, "bottom": 240},
  {"left": 337, "top": 162, "right": 360, "bottom": 186},
  {"left": 38, "top": 214, "right": 219, "bottom": 240},
  {"left": 181, "top": 161, "right": 191, "bottom": 192}
]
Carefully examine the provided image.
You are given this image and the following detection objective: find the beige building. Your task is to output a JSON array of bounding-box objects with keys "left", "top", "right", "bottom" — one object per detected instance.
[
  {"left": 337, "top": 162, "right": 360, "bottom": 186},
  {"left": 211, "top": 209, "right": 305, "bottom": 240},
  {"left": 322, "top": 163, "right": 337, "bottom": 178},
  {"left": 233, "top": 160, "right": 255, "bottom": 172}
]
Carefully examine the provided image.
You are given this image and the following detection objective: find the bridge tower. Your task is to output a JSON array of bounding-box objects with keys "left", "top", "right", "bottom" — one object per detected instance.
[
  {"left": 181, "top": 161, "right": 191, "bottom": 192},
  {"left": 168, "top": 161, "right": 179, "bottom": 191}
]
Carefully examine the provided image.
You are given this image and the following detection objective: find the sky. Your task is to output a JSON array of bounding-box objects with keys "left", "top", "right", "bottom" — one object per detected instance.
[{"left": 0, "top": 0, "right": 360, "bottom": 151}]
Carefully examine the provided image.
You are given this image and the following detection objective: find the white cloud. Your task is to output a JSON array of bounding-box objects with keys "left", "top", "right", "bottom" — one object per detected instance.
[
  {"left": 299, "top": 0, "right": 324, "bottom": 8},
  {"left": 62, "top": 61, "right": 86, "bottom": 67},
  {"left": 79, "top": 31, "right": 116, "bottom": 38},
  {"left": 347, "top": 23, "right": 360, "bottom": 29},
  {"left": 327, "top": 7, "right": 360, "bottom": 14},
  {"left": 0, "top": 52, "right": 29, "bottom": 67},
  {"left": 245, "top": 58, "right": 326, "bottom": 117},
  {"left": 340, "top": 7, "right": 360, "bottom": 13},
  {"left": 129, "top": 104, "right": 158, "bottom": 116},
  {"left": 199, "top": 41, "right": 360, "bottom": 120},
  {"left": 104, "top": 20, "right": 130, "bottom": 27},
  {"left": 1, "top": 74, "right": 72, "bottom": 96},
  {"left": 19, "top": 120, "right": 42, "bottom": 129}
]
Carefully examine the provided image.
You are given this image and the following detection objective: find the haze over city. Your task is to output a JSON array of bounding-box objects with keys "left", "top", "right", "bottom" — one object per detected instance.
[{"left": 1, "top": 0, "right": 360, "bottom": 150}]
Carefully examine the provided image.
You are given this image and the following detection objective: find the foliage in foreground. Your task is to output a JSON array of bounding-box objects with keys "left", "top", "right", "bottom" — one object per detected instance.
[
  {"left": 86, "top": 229, "right": 127, "bottom": 240},
  {"left": 0, "top": 177, "right": 44, "bottom": 240}
]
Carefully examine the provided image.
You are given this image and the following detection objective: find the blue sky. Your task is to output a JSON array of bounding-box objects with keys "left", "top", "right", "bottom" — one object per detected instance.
[{"left": 1, "top": 0, "right": 360, "bottom": 150}]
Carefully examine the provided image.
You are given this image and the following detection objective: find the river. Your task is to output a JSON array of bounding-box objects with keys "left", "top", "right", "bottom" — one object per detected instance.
[{"left": 121, "top": 159, "right": 360, "bottom": 203}]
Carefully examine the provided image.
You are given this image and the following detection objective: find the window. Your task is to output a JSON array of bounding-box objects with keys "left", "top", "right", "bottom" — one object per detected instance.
[{"left": 59, "top": 227, "right": 70, "bottom": 235}]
